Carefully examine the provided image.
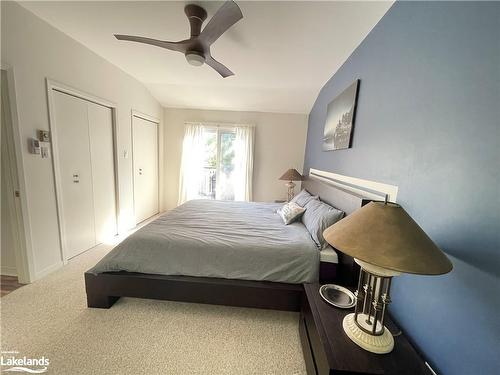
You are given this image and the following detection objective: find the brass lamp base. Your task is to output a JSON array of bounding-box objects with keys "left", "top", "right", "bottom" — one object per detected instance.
[
  {"left": 342, "top": 313, "right": 394, "bottom": 354},
  {"left": 342, "top": 259, "right": 400, "bottom": 355},
  {"left": 285, "top": 181, "right": 296, "bottom": 202}
]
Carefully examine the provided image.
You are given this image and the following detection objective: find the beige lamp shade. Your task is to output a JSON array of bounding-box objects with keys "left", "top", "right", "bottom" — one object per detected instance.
[
  {"left": 279, "top": 169, "right": 303, "bottom": 181},
  {"left": 323, "top": 201, "right": 452, "bottom": 275}
]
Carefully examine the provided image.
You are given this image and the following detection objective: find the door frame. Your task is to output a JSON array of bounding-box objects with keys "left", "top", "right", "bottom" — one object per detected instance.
[
  {"left": 131, "top": 110, "right": 160, "bottom": 225},
  {"left": 1, "top": 63, "right": 35, "bottom": 283},
  {"left": 46, "top": 79, "right": 119, "bottom": 263}
]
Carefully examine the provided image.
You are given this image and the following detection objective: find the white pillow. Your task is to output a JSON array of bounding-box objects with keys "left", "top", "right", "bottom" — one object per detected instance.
[{"left": 278, "top": 202, "right": 306, "bottom": 225}]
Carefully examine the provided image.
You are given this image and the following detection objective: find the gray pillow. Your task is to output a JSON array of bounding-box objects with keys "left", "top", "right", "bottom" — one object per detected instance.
[
  {"left": 291, "top": 189, "right": 319, "bottom": 207},
  {"left": 302, "top": 199, "right": 344, "bottom": 249}
]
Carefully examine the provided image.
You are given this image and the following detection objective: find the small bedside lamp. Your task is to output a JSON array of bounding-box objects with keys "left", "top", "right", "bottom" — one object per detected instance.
[
  {"left": 279, "top": 168, "right": 303, "bottom": 202},
  {"left": 323, "top": 201, "right": 452, "bottom": 354}
]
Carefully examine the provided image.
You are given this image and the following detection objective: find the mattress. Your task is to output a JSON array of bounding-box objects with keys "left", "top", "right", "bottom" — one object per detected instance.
[
  {"left": 320, "top": 246, "right": 339, "bottom": 264},
  {"left": 89, "top": 200, "right": 320, "bottom": 284}
]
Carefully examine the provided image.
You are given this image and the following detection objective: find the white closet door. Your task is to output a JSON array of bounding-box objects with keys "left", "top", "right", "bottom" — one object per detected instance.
[
  {"left": 88, "top": 102, "right": 117, "bottom": 243},
  {"left": 132, "top": 116, "right": 159, "bottom": 224},
  {"left": 53, "top": 91, "right": 96, "bottom": 258}
]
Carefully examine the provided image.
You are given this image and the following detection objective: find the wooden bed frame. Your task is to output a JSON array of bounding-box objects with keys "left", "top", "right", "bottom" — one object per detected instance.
[{"left": 85, "top": 171, "right": 376, "bottom": 311}]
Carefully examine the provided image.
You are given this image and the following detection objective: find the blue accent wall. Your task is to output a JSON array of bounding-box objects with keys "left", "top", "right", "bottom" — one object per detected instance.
[{"left": 303, "top": 2, "right": 500, "bottom": 374}]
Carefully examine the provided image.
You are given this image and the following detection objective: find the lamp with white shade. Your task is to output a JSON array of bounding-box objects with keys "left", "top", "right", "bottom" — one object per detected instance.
[{"left": 323, "top": 201, "right": 453, "bottom": 354}]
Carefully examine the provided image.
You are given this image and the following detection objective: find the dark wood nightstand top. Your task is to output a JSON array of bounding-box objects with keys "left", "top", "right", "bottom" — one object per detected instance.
[{"left": 301, "top": 283, "right": 431, "bottom": 375}]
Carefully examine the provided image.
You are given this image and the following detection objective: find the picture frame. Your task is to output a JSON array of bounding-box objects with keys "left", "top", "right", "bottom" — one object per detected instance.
[{"left": 322, "top": 79, "right": 359, "bottom": 151}]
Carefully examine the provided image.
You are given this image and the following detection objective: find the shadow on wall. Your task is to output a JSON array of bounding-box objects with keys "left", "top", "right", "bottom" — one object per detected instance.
[{"left": 391, "top": 256, "right": 499, "bottom": 375}]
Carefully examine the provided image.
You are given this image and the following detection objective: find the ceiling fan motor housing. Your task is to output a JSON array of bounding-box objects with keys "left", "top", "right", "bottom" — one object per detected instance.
[{"left": 185, "top": 50, "right": 205, "bottom": 66}]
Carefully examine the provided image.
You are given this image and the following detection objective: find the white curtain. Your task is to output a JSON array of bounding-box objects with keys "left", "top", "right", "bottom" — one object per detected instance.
[
  {"left": 178, "top": 123, "right": 205, "bottom": 205},
  {"left": 233, "top": 125, "right": 255, "bottom": 201}
]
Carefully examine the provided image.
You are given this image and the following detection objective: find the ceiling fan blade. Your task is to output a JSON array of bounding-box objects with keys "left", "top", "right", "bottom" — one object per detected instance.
[
  {"left": 114, "top": 34, "right": 188, "bottom": 53},
  {"left": 199, "top": 1, "right": 243, "bottom": 46},
  {"left": 205, "top": 55, "right": 234, "bottom": 78}
]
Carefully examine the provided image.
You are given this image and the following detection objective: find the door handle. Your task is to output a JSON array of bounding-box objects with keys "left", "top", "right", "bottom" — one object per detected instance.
[{"left": 73, "top": 173, "right": 80, "bottom": 183}]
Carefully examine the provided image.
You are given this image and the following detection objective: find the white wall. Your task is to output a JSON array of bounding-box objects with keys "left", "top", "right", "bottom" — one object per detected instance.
[
  {"left": 163, "top": 107, "right": 308, "bottom": 210},
  {"left": 1, "top": 2, "right": 162, "bottom": 280}
]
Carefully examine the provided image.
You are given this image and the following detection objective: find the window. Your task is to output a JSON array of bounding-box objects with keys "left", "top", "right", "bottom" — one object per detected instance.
[
  {"left": 200, "top": 128, "right": 236, "bottom": 200},
  {"left": 178, "top": 123, "right": 254, "bottom": 204}
]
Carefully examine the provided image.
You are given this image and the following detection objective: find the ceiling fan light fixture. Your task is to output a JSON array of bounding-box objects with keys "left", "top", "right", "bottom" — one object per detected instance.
[{"left": 185, "top": 51, "right": 205, "bottom": 66}]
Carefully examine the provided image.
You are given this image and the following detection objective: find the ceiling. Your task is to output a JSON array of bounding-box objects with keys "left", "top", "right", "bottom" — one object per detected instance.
[{"left": 20, "top": 1, "right": 393, "bottom": 114}]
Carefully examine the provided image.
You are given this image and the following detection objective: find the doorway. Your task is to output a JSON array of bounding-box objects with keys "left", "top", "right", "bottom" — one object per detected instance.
[{"left": 1, "top": 68, "right": 31, "bottom": 284}]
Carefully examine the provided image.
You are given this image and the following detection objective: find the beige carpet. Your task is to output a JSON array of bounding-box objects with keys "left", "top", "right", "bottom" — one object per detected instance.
[{"left": 0, "top": 242, "right": 306, "bottom": 374}]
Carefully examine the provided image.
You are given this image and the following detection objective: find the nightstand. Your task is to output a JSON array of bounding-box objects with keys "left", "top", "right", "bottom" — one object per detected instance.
[
  {"left": 274, "top": 199, "right": 286, "bottom": 203},
  {"left": 300, "top": 283, "right": 432, "bottom": 375}
]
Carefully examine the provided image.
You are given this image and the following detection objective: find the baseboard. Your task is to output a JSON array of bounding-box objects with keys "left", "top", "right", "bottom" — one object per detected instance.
[
  {"left": 34, "top": 261, "right": 63, "bottom": 281},
  {"left": 1, "top": 266, "right": 17, "bottom": 276}
]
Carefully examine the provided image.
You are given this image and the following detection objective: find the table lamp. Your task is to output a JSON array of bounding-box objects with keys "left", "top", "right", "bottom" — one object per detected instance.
[
  {"left": 279, "top": 168, "right": 303, "bottom": 202},
  {"left": 323, "top": 201, "right": 452, "bottom": 354}
]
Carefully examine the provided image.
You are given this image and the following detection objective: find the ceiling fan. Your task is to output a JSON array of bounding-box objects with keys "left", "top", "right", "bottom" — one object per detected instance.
[{"left": 114, "top": 1, "right": 243, "bottom": 78}]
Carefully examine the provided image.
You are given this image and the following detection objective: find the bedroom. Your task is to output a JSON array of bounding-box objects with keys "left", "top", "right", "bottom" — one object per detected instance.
[{"left": 0, "top": 1, "right": 498, "bottom": 374}]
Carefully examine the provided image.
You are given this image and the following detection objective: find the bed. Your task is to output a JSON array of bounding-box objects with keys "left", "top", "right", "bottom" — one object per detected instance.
[
  {"left": 85, "top": 172, "right": 370, "bottom": 311},
  {"left": 89, "top": 200, "right": 320, "bottom": 284}
]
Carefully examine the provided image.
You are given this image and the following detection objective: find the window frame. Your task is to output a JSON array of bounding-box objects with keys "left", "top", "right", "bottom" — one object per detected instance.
[{"left": 203, "top": 125, "right": 236, "bottom": 200}]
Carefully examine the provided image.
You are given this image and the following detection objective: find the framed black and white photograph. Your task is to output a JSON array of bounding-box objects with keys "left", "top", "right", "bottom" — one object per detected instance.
[{"left": 323, "top": 79, "right": 359, "bottom": 151}]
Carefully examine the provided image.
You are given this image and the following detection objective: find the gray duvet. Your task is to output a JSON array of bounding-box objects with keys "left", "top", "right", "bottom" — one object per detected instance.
[{"left": 89, "top": 200, "right": 320, "bottom": 283}]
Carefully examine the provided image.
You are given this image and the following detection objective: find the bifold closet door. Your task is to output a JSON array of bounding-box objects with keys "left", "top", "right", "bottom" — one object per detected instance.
[
  {"left": 53, "top": 91, "right": 116, "bottom": 259},
  {"left": 53, "top": 91, "right": 96, "bottom": 258},
  {"left": 88, "top": 102, "right": 117, "bottom": 243},
  {"left": 132, "top": 116, "right": 159, "bottom": 224}
]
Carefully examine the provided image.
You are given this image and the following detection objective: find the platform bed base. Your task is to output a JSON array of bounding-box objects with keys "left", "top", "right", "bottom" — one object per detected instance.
[{"left": 84, "top": 271, "right": 306, "bottom": 311}]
